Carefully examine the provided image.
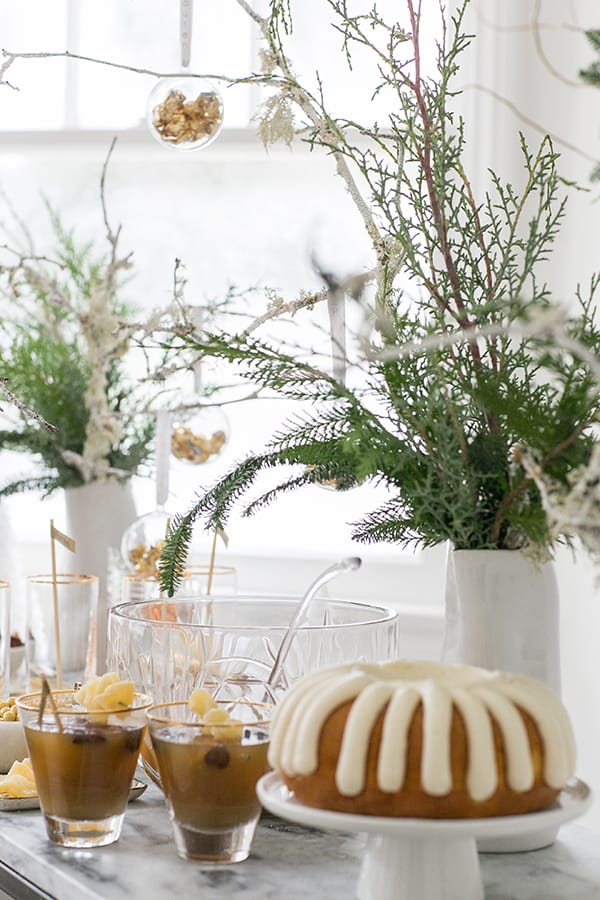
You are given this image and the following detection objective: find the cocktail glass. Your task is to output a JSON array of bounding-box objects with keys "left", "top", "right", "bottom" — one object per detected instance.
[
  {"left": 17, "top": 690, "right": 152, "bottom": 848},
  {"left": 147, "top": 699, "right": 271, "bottom": 862}
]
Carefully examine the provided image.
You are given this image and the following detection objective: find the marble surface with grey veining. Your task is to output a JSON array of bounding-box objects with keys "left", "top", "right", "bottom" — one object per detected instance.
[{"left": 0, "top": 776, "right": 599, "bottom": 899}]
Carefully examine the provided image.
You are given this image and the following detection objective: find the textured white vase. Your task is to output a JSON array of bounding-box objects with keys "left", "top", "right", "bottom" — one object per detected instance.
[
  {"left": 64, "top": 480, "right": 137, "bottom": 674},
  {"left": 442, "top": 548, "right": 561, "bottom": 693},
  {"left": 441, "top": 547, "right": 562, "bottom": 852}
]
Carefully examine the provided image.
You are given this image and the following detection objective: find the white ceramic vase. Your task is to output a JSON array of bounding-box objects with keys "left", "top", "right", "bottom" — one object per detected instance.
[
  {"left": 442, "top": 548, "right": 561, "bottom": 692},
  {"left": 64, "top": 480, "right": 137, "bottom": 674},
  {"left": 441, "top": 547, "right": 562, "bottom": 852}
]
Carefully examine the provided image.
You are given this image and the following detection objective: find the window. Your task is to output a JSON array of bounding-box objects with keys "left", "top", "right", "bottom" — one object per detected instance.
[{"left": 0, "top": 1, "right": 445, "bottom": 588}]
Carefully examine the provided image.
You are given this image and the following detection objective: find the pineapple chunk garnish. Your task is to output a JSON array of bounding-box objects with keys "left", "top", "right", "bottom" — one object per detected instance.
[
  {"left": 189, "top": 688, "right": 217, "bottom": 717},
  {"left": 203, "top": 708, "right": 229, "bottom": 725},
  {"left": 188, "top": 689, "right": 244, "bottom": 740},
  {"left": 74, "top": 673, "right": 135, "bottom": 712},
  {"left": 0, "top": 758, "right": 37, "bottom": 798}
]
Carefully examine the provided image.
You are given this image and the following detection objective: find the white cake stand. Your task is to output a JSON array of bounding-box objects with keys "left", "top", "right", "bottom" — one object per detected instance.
[{"left": 257, "top": 773, "right": 592, "bottom": 900}]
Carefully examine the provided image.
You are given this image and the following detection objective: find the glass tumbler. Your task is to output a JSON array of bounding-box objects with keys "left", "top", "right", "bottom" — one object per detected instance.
[
  {"left": 17, "top": 690, "right": 152, "bottom": 848},
  {"left": 26, "top": 573, "right": 99, "bottom": 690},
  {"left": 147, "top": 699, "right": 271, "bottom": 862}
]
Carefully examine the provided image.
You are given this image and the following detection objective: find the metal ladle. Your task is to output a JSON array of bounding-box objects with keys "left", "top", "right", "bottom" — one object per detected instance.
[{"left": 266, "top": 556, "right": 362, "bottom": 690}]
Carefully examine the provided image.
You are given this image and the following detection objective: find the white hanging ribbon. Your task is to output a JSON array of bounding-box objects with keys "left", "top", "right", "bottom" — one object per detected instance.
[
  {"left": 327, "top": 285, "right": 347, "bottom": 385},
  {"left": 155, "top": 408, "right": 172, "bottom": 509},
  {"left": 180, "top": 0, "right": 194, "bottom": 69},
  {"left": 191, "top": 305, "right": 203, "bottom": 395}
]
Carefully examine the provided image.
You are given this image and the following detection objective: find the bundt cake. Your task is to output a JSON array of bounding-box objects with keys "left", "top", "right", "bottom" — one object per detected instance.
[{"left": 268, "top": 660, "right": 576, "bottom": 818}]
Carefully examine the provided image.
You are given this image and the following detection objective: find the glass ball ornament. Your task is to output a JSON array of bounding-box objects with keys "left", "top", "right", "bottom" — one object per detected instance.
[
  {"left": 146, "top": 76, "right": 224, "bottom": 152},
  {"left": 305, "top": 465, "right": 362, "bottom": 492},
  {"left": 120, "top": 508, "right": 173, "bottom": 576},
  {"left": 171, "top": 405, "right": 230, "bottom": 467}
]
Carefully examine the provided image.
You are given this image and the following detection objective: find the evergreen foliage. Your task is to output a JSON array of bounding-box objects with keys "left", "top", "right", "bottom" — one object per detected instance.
[
  {"left": 156, "top": 1, "right": 600, "bottom": 595},
  {"left": 0, "top": 209, "right": 155, "bottom": 495}
]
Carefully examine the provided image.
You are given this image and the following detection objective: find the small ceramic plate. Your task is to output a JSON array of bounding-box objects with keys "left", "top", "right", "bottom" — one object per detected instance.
[{"left": 0, "top": 778, "right": 147, "bottom": 812}]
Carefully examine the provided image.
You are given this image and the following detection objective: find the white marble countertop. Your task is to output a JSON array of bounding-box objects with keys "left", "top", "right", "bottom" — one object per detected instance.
[{"left": 0, "top": 777, "right": 599, "bottom": 900}]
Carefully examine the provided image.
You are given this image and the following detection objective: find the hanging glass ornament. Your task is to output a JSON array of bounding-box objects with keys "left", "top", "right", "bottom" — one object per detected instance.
[
  {"left": 120, "top": 508, "right": 173, "bottom": 577},
  {"left": 171, "top": 404, "right": 230, "bottom": 466},
  {"left": 305, "top": 264, "right": 359, "bottom": 492},
  {"left": 146, "top": 0, "right": 224, "bottom": 152},
  {"left": 121, "top": 410, "right": 173, "bottom": 576},
  {"left": 305, "top": 464, "right": 361, "bottom": 492},
  {"left": 171, "top": 307, "right": 230, "bottom": 467}
]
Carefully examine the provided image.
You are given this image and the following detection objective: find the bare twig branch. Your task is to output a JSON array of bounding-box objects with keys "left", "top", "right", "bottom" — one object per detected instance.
[
  {"left": 531, "top": 0, "right": 582, "bottom": 88},
  {"left": 0, "top": 378, "right": 58, "bottom": 432}
]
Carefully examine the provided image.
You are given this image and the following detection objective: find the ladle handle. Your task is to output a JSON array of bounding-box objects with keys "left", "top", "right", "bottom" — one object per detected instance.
[
  {"left": 180, "top": 0, "right": 194, "bottom": 69},
  {"left": 266, "top": 557, "right": 361, "bottom": 689}
]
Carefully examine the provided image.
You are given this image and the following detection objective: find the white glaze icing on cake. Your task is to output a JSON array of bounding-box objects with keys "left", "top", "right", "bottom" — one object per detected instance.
[{"left": 268, "top": 661, "right": 576, "bottom": 802}]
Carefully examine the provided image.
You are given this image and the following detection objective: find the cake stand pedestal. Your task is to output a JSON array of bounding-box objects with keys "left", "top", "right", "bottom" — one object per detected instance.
[{"left": 257, "top": 774, "right": 591, "bottom": 900}]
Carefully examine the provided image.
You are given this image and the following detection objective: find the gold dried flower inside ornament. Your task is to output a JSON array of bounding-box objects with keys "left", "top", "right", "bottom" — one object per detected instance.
[
  {"left": 171, "top": 424, "right": 226, "bottom": 465},
  {"left": 128, "top": 540, "right": 166, "bottom": 577},
  {"left": 148, "top": 82, "right": 224, "bottom": 150}
]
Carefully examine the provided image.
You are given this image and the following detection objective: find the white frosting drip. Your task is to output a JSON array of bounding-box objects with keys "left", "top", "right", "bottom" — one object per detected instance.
[
  {"left": 421, "top": 681, "right": 453, "bottom": 795},
  {"left": 472, "top": 687, "right": 534, "bottom": 792},
  {"left": 450, "top": 687, "right": 497, "bottom": 801},
  {"left": 336, "top": 682, "right": 394, "bottom": 795},
  {"left": 493, "top": 679, "right": 576, "bottom": 789},
  {"left": 269, "top": 661, "right": 576, "bottom": 802},
  {"left": 377, "top": 688, "right": 420, "bottom": 792},
  {"left": 280, "top": 671, "right": 372, "bottom": 775}
]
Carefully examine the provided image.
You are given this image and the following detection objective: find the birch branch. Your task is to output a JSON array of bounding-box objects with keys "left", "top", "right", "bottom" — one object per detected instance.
[{"left": 0, "top": 379, "right": 58, "bottom": 432}]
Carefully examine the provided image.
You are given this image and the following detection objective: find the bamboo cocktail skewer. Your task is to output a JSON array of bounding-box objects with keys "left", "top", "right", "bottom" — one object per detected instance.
[
  {"left": 49, "top": 521, "right": 76, "bottom": 690},
  {"left": 39, "top": 675, "right": 64, "bottom": 733}
]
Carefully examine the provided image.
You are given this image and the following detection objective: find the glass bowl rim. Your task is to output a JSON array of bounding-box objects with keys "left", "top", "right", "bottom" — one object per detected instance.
[{"left": 109, "top": 594, "right": 399, "bottom": 630}]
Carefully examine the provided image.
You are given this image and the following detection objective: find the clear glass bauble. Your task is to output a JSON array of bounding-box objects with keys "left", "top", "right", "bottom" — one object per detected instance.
[
  {"left": 171, "top": 405, "right": 230, "bottom": 466},
  {"left": 120, "top": 508, "right": 172, "bottom": 576},
  {"left": 146, "top": 76, "right": 224, "bottom": 151},
  {"left": 304, "top": 465, "right": 361, "bottom": 492}
]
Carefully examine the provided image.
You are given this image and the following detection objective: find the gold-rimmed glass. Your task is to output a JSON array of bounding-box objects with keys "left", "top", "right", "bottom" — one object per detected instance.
[
  {"left": 17, "top": 690, "right": 152, "bottom": 848},
  {"left": 121, "top": 565, "right": 237, "bottom": 603},
  {"left": 26, "top": 573, "right": 99, "bottom": 690},
  {"left": 146, "top": 699, "right": 272, "bottom": 863}
]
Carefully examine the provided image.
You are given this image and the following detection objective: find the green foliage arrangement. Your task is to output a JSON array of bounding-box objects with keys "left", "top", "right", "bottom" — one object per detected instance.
[
  {"left": 152, "top": 0, "right": 600, "bottom": 592},
  {"left": 0, "top": 205, "right": 157, "bottom": 496}
]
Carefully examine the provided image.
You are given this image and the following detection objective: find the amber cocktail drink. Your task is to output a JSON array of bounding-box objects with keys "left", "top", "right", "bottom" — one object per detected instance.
[
  {"left": 17, "top": 690, "right": 151, "bottom": 847},
  {"left": 147, "top": 700, "right": 271, "bottom": 862}
]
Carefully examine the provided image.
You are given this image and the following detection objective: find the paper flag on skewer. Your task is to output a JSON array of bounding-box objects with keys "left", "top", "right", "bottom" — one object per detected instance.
[{"left": 50, "top": 522, "right": 76, "bottom": 553}]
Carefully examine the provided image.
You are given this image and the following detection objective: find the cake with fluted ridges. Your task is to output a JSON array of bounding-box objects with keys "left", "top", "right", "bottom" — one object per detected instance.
[{"left": 268, "top": 660, "right": 576, "bottom": 818}]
